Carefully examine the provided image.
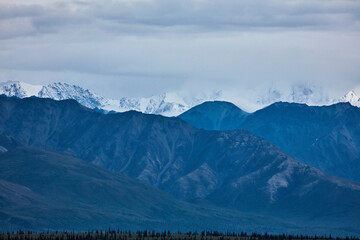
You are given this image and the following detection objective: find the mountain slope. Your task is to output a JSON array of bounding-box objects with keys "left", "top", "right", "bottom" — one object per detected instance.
[
  {"left": 0, "top": 96, "right": 360, "bottom": 234},
  {"left": 179, "top": 101, "right": 360, "bottom": 182},
  {"left": 1, "top": 135, "right": 295, "bottom": 233},
  {"left": 240, "top": 102, "right": 360, "bottom": 182}
]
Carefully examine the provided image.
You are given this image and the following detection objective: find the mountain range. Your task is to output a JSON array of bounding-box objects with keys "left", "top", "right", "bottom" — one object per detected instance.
[
  {"left": 179, "top": 101, "right": 360, "bottom": 182},
  {"left": 0, "top": 95, "right": 360, "bottom": 235},
  {"left": 0, "top": 81, "right": 222, "bottom": 116},
  {"left": 2, "top": 135, "right": 292, "bottom": 233},
  {"left": 0, "top": 81, "right": 359, "bottom": 116}
]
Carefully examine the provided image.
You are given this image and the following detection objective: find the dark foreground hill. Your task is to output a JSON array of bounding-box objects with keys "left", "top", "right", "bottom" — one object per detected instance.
[
  {"left": 1, "top": 96, "right": 360, "bottom": 235},
  {"left": 179, "top": 101, "right": 360, "bottom": 182}
]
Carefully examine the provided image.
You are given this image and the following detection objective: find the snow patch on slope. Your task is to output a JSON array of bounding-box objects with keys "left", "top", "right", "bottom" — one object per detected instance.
[
  {"left": 0, "top": 146, "right": 8, "bottom": 153},
  {"left": 267, "top": 159, "right": 300, "bottom": 202}
]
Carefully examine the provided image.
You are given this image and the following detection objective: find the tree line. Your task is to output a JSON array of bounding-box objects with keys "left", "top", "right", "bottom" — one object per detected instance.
[{"left": 1, "top": 230, "right": 359, "bottom": 240}]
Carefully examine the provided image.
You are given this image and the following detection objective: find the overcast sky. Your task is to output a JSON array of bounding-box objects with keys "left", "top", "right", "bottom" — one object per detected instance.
[{"left": 0, "top": 0, "right": 359, "bottom": 100}]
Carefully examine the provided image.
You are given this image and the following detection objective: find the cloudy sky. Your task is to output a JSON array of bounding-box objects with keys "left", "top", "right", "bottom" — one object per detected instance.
[{"left": 0, "top": 0, "right": 359, "bottom": 101}]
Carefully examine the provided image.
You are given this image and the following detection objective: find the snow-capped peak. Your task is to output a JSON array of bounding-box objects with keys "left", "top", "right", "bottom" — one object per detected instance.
[
  {"left": 0, "top": 81, "right": 106, "bottom": 109},
  {"left": 38, "top": 82, "right": 106, "bottom": 109},
  {"left": 0, "top": 81, "right": 42, "bottom": 98},
  {"left": 340, "top": 90, "right": 360, "bottom": 107}
]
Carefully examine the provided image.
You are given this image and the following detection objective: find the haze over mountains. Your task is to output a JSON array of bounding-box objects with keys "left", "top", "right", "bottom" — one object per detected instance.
[
  {"left": 256, "top": 84, "right": 360, "bottom": 107},
  {"left": 0, "top": 95, "right": 360, "bottom": 235},
  {"left": 0, "top": 81, "right": 359, "bottom": 116}
]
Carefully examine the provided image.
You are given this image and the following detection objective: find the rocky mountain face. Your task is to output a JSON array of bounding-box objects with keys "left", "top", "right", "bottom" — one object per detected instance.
[
  {"left": 179, "top": 101, "right": 360, "bottom": 182},
  {"left": 1, "top": 96, "right": 360, "bottom": 235}
]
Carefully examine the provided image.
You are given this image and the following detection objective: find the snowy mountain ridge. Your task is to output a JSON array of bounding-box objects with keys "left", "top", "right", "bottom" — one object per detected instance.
[
  {"left": 0, "top": 81, "right": 359, "bottom": 116},
  {"left": 0, "top": 81, "right": 222, "bottom": 116},
  {"left": 0, "top": 81, "right": 106, "bottom": 109}
]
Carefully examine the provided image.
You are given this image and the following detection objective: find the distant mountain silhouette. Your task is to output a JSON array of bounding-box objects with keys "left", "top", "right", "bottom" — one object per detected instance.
[{"left": 178, "top": 101, "right": 249, "bottom": 130}]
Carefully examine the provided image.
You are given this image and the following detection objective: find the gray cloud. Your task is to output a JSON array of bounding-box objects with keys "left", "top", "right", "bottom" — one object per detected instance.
[
  {"left": 93, "top": 0, "right": 360, "bottom": 31},
  {"left": 1, "top": 0, "right": 360, "bottom": 39},
  {"left": 0, "top": 0, "right": 359, "bottom": 100},
  {"left": 0, "top": 3, "right": 44, "bottom": 19}
]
